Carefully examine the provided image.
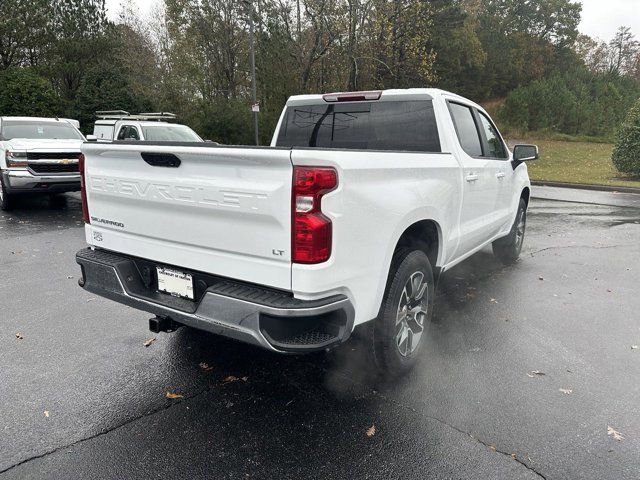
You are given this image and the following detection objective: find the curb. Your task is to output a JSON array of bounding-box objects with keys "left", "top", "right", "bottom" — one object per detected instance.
[{"left": 531, "top": 181, "right": 640, "bottom": 195}]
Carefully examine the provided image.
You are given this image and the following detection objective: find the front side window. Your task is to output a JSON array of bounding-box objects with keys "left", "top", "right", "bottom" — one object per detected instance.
[
  {"left": 117, "top": 126, "right": 128, "bottom": 140},
  {"left": 117, "top": 126, "right": 140, "bottom": 140},
  {"left": 477, "top": 111, "right": 508, "bottom": 159},
  {"left": 448, "top": 102, "right": 482, "bottom": 157},
  {"left": 128, "top": 127, "right": 140, "bottom": 140},
  {"left": 0, "top": 120, "right": 83, "bottom": 141},
  {"left": 276, "top": 100, "right": 441, "bottom": 152}
]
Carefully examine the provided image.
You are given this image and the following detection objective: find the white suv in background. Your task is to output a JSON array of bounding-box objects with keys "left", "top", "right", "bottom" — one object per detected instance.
[
  {"left": 92, "top": 111, "right": 203, "bottom": 142},
  {"left": 0, "top": 117, "right": 86, "bottom": 210}
]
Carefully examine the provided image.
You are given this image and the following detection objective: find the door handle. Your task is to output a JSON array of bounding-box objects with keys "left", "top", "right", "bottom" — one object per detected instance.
[
  {"left": 465, "top": 174, "right": 479, "bottom": 182},
  {"left": 496, "top": 172, "right": 505, "bottom": 179}
]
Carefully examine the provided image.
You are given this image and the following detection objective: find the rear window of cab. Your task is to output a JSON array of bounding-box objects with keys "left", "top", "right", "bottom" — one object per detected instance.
[{"left": 276, "top": 100, "right": 441, "bottom": 153}]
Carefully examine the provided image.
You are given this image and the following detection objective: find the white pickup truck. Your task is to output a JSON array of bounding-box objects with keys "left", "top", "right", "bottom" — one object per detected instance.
[
  {"left": 0, "top": 117, "right": 86, "bottom": 210},
  {"left": 76, "top": 89, "right": 537, "bottom": 375},
  {"left": 92, "top": 111, "right": 203, "bottom": 142}
]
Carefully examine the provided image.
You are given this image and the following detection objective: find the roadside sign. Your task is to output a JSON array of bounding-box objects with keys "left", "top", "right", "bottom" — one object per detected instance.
[{"left": 251, "top": 103, "right": 260, "bottom": 113}]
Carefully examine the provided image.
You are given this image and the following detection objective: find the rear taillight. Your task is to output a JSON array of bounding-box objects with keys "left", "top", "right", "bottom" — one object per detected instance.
[
  {"left": 292, "top": 167, "right": 337, "bottom": 264},
  {"left": 79, "top": 153, "right": 90, "bottom": 224}
]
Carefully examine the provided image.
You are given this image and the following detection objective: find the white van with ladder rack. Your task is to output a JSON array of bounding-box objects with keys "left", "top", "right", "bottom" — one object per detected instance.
[{"left": 92, "top": 111, "right": 203, "bottom": 143}]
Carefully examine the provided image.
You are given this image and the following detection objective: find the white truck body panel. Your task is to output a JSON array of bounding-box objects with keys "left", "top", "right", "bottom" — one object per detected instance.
[
  {"left": 78, "top": 88, "right": 531, "bottom": 344},
  {"left": 82, "top": 144, "right": 294, "bottom": 289},
  {"left": 289, "top": 148, "right": 461, "bottom": 325}
]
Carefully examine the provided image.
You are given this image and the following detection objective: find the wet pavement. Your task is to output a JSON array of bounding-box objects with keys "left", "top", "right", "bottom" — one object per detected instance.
[{"left": 1, "top": 189, "right": 639, "bottom": 479}]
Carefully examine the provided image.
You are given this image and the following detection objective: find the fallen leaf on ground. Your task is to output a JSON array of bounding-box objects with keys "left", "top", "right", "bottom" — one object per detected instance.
[
  {"left": 489, "top": 444, "right": 496, "bottom": 452},
  {"left": 527, "top": 371, "right": 546, "bottom": 378},
  {"left": 165, "top": 391, "right": 184, "bottom": 399},
  {"left": 490, "top": 298, "right": 498, "bottom": 304},
  {"left": 222, "top": 376, "right": 240, "bottom": 383},
  {"left": 366, "top": 425, "right": 376, "bottom": 437},
  {"left": 559, "top": 388, "right": 573, "bottom": 395},
  {"left": 241, "top": 376, "right": 248, "bottom": 382},
  {"left": 43, "top": 411, "right": 50, "bottom": 418},
  {"left": 607, "top": 426, "right": 624, "bottom": 441},
  {"left": 143, "top": 338, "right": 156, "bottom": 347},
  {"left": 199, "top": 362, "right": 214, "bottom": 372},
  {"left": 15, "top": 333, "right": 24, "bottom": 340}
]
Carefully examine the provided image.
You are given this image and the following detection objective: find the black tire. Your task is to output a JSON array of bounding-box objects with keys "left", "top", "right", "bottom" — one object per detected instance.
[
  {"left": 372, "top": 248, "right": 435, "bottom": 376},
  {"left": 492, "top": 198, "right": 527, "bottom": 265},
  {"left": 0, "top": 175, "right": 13, "bottom": 211}
]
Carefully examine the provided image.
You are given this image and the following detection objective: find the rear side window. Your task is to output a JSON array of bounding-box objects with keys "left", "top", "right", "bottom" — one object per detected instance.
[
  {"left": 448, "top": 103, "right": 482, "bottom": 157},
  {"left": 276, "top": 100, "right": 441, "bottom": 152}
]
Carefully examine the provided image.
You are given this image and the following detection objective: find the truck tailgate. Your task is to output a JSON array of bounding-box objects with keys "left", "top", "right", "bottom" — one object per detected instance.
[{"left": 82, "top": 143, "right": 293, "bottom": 290}]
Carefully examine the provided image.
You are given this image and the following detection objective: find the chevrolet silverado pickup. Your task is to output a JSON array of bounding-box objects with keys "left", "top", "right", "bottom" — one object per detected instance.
[
  {"left": 76, "top": 89, "right": 538, "bottom": 375},
  {"left": 0, "top": 117, "right": 85, "bottom": 210}
]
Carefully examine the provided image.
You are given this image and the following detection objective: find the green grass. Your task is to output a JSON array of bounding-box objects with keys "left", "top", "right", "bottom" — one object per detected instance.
[{"left": 519, "top": 139, "right": 640, "bottom": 189}]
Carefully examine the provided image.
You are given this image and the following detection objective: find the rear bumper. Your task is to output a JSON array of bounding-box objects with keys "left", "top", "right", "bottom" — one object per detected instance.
[
  {"left": 76, "top": 248, "right": 355, "bottom": 353},
  {"left": 2, "top": 169, "right": 80, "bottom": 194}
]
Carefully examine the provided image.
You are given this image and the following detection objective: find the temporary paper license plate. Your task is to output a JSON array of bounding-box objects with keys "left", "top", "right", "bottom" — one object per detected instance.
[{"left": 156, "top": 267, "right": 194, "bottom": 300}]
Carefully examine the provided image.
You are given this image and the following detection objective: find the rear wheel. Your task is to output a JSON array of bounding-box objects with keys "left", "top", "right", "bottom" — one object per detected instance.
[
  {"left": 0, "top": 175, "right": 13, "bottom": 211},
  {"left": 373, "top": 249, "right": 434, "bottom": 376},
  {"left": 492, "top": 198, "right": 527, "bottom": 265}
]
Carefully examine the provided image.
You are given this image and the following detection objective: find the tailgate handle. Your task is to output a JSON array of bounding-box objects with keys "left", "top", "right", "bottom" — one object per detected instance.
[{"left": 141, "top": 152, "right": 181, "bottom": 168}]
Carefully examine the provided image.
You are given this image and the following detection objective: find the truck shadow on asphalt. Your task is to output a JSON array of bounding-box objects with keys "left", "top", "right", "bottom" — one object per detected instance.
[
  {"left": 161, "top": 249, "right": 511, "bottom": 400},
  {"left": 0, "top": 194, "right": 83, "bottom": 234}
]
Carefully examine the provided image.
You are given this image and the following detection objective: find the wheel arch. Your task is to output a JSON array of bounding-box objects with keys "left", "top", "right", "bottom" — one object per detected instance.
[
  {"left": 393, "top": 219, "right": 442, "bottom": 271},
  {"left": 521, "top": 186, "right": 531, "bottom": 207}
]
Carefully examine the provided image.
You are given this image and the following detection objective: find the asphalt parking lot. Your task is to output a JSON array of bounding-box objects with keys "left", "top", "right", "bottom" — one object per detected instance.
[{"left": 1, "top": 189, "right": 639, "bottom": 480}]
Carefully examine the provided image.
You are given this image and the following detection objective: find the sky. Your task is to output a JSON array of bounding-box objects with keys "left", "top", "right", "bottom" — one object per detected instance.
[
  {"left": 104, "top": 0, "right": 640, "bottom": 42},
  {"left": 579, "top": 0, "right": 640, "bottom": 40}
]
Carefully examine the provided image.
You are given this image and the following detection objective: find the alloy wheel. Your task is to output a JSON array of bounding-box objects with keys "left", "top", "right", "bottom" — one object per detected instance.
[{"left": 395, "top": 271, "right": 429, "bottom": 357}]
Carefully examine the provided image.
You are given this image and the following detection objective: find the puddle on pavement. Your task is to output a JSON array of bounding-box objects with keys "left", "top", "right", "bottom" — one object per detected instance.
[
  {"left": 530, "top": 200, "right": 640, "bottom": 229},
  {"left": 0, "top": 193, "right": 83, "bottom": 236}
]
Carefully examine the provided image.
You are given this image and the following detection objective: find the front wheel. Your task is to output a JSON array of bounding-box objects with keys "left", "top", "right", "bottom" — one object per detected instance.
[
  {"left": 492, "top": 198, "right": 527, "bottom": 265},
  {"left": 372, "top": 249, "right": 435, "bottom": 376}
]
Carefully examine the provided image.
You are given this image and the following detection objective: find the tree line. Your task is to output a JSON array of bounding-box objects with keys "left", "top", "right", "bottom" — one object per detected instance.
[{"left": 0, "top": 0, "right": 639, "bottom": 143}]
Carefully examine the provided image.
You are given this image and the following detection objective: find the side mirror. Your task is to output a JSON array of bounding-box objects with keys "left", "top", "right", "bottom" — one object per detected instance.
[
  {"left": 513, "top": 144, "right": 539, "bottom": 162},
  {"left": 86, "top": 134, "right": 98, "bottom": 142}
]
